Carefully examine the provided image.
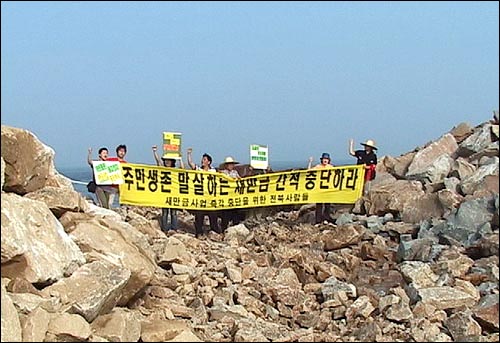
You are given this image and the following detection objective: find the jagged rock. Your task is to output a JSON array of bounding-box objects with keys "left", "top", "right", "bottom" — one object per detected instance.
[
  {"left": 25, "top": 186, "right": 89, "bottom": 217},
  {"left": 445, "top": 196, "right": 495, "bottom": 244},
  {"left": 418, "top": 286, "right": 478, "bottom": 310},
  {"left": 385, "top": 302, "right": 413, "bottom": 323},
  {"left": 8, "top": 292, "right": 60, "bottom": 314},
  {"left": 398, "top": 261, "right": 438, "bottom": 289},
  {"left": 458, "top": 123, "right": 495, "bottom": 157},
  {"left": 1, "top": 284, "right": 22, "bottom": 342},
  {"left": 437, "top": 189, "right": 464, "bottom": 216},
  {"left": 353, "top": 321, "right": 382, "bottom": 342},
  {"left": 91, "top": 307, "right": 141, "bottom": 342},
  {"left": 365, "top": 179, "right": 424, "bottom": 216},
  {"left": 408, "top": 153, "right": 455, "bottom": 184},
  {"left": 68, "top": 219, "right": 155, "bottom": 306},
  {"left": 411, "top": 318, "right": 453, "bottom": 342},
  {"left": 166, "top": 329, "right": 202, "bottom": 342},
  {"left": 46, "top": 312, "right": 91, "bottom": 342},
  {"left": 445, "top": 312, "right": 482, "bottom": 341},
  {"left": 322, "top": 276, "right": 357, "bottom": 300},
  {"left": 450, "top": 157, "right": 477, "bottom": 180},
  {"left": 224, "top": 223, "right": 251, "bottom": 245},
  {"left": 436, "top": 247, "right": 474, "bottom": 278},
  {"left": 381, "top": 152, "right": 416, "bottom": 179},
  {"left": 401, "top": 193, "right": 445, "bottom": 223},
  {"left": 345, "top": 295, "right": 375, "bottom": 320},
  {"left": 320, "top": 223, "right": 365, "bottom": 250},
  {"left": 473, "top": 294, "right": 499, "bottom": 331},
  {"left": 1, "top": 125, "right": 55, "bottom": 194},
  {"left": 21, "top": 306, "right": 51, "bottom": 342},
  {"left": 406, "top": 133, "right": 458, "bottom": 182},
  {"left": 450, "top": 122, "right": 474, "bottom": 143},
  {"left": 1, "top": 193, "right": 85, "bottom": 284},
  {"left": 42, "top": 261, "right": 131, "bottom": 322},
  {"left": 396, "top": 237, "right": 439, "bottom": 262},
  {"left": 234, "top": 327, "right": 270, "bottom": 342},
  {"left": 140, "top": 319, "right": 191, "bottom": 342},
  {"left": 156, "top": 237, "right": 195, "bottom": 267},
  {"left": 460, "top": 160, "right": 499, "bottom": 196}
]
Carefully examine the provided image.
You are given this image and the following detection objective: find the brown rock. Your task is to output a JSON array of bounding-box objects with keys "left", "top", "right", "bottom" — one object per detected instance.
[
  {"left": 1, "top": 125, "right": 55, "bottom": 194},
  {"left": 42, "top": 261, "right": 131, "bottom": 322},
  {"left": 91, "top": 307, "right": 141, "bottom": 342},
  {"left": 445, "top": 312, "right": 482, "bottom": 341},
  {"left": 69, "top": 219, "right": 155, "bottom": 305},
  {"left": 140, "top": 319, "right": 190, "bottom": 342},
  {"left": 25, "top": 186, "right": 89, "bottom": 217},
  {"left": 1, "top": 193, "right": 85, "bottom": 284},
  {"left": 419, "top": 286, "right": 477, "bottom": 310},
  {"left": 450, "top": 122, "right": 474, "bottom": 144},
  {"left": 473, "top": 294, "right": 499, "bottom": 331},
  {"left": 401, "top": 193, "right": 445, "bottom": 223},
  {"left": 1, "top": 284, "right": 22, "bottom": 342},
  {"left": 47, "top": 312, "right": 91, "bottom": 342},
  {"left": 320, "top": 224, "right": 365, "bottom": 251},
  {"left": 21, "top": 306, "right": 51, "bottom": 342}
]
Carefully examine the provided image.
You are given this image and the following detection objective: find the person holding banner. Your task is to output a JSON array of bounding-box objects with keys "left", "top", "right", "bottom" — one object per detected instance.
[
  {"left": 152, "top": 145, "right": 184, "bottom": 232},
  {"left": 187, "top": 148, "right": 220, "bottom": 237},
  {"left": 349, "top": 138, "right": 378, "bottom": 181},
  {"left": 87, "top": 146, "right": 115, "bottom": 209},
  {"left": 105, "top": 144, "right": 128, "bottom": 207},
  {"left": 308, "top": 152, "right": 335, "bottom": 224},
  {"left": 219, "top": 156, "right": 243, "bottom": 231}
]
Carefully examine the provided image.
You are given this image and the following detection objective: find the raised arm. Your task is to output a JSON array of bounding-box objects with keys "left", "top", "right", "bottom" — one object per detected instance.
[
  {"left": 179, "top": 157, "right": 185, "bottom": 169},
  {"left": 152, "top": 145, "right": 162, "bottom": 166},
  {"left": 87, "top": 147, "right": 93, "bottom": 167},
  {"left": 186, "top": 148, "right": 196, "bottom": 170},
  {"left": 307, "top": 156, "right": 313, "bottom": 169},
  {"left": 348, "top": 139, "right": 356, "bottom": 157}
]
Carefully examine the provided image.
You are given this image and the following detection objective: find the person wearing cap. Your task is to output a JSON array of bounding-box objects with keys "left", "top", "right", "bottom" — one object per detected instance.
[
  {"left": 219, "top": 156, "right": 242, "bottom": 231},
  {"left": 308, "top": 152, "right": 334, "bottom": 224},
  {"left": 152, "top": 145, "right": 185, "bottom": 232},
  {"left": 349, "top": 139, "right": 378, "bottom": 181}
]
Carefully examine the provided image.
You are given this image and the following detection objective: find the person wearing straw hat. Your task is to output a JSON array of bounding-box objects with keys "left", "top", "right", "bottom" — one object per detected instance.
[
  {"left": 308, "top": 152, "right": 335, "bottom": 224},
  {"left": 219, "top": 156, "right": 242, "bottom": 231},
  {"left": 349, "top": 138, "right": 378, "bottom": 181},
  {"left": 152, "top": 145, "right": 185, "bottom": 232}
]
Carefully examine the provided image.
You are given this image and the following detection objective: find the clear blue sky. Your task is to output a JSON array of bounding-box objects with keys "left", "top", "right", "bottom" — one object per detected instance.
[{"left": 2, "top": 1, "right": 498, "bottom": 169}]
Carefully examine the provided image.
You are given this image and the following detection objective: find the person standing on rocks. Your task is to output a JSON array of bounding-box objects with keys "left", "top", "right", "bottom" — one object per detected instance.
[
  {"left": 152, "top": 145, "right": 184, "bottom": 232},
  {"left": 87, "top": 146, "right": 114, "bottom": 209},
  {"left": 308, "top": 152, "right": 334, "bottom": 224},
  {"left": 105, "top": 144, "right": 128, "bottom": 207},
  {"left": 187, "top": 147, "right": 220, "bottom": 237},
  {"left": 219, "top": 156, "right": 242, "bottom": 231},
  {"left": 348, "top": 139, "right": 378, "bottom": 181}
]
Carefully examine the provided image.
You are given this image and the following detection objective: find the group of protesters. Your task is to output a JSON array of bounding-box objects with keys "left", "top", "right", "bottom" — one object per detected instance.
[{"left": 87, "top": 138, "right": 378, "bottom": 236}]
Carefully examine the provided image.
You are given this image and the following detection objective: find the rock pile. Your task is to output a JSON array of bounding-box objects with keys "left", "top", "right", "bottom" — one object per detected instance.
[{"left": 1, "top": 113, "right": 498, "bottom": 342}]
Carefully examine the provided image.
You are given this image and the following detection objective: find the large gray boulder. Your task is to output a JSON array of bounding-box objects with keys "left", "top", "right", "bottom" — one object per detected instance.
[
  {"left": 406, "top": 133, "right": 458, "bottom": 183},
  {"left": 458, "top": 123, "right": 495, "bottom": 157},
  {"left": 1, "top": 193, "right": 85, "bottom": 284},
  {"left": 41, "top": 261, "right": 131, "bottom": 322},
  {"left": 68, "top": 219, "right": 156, "bottom": 305}
]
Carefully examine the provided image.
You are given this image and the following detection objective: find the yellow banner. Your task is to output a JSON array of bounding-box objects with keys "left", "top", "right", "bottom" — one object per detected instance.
[{"left": 118, "top": 163, "right": 365, "bottom": 210}]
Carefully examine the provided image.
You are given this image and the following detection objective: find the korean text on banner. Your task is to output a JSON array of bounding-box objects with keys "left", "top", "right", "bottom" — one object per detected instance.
[
  {"left": 163, "top": 132, "right": 182, "bottom": 160},
  {"left": 250, "top": 144, "right": 268, "bottom": 169},
  {"left": 119, "top": 163, "right": 365, "bottom": 210},
  {"left": 92, "top": 161, "right": 124, "bottom": 185}
]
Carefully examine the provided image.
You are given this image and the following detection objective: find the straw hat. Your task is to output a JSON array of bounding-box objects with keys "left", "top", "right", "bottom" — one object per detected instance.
[
  {"left": 223, "top": 156, "right": 239, "bottom": 164},
  {"left": 361, "top": 139, "right": 377, "bottom": 150}
]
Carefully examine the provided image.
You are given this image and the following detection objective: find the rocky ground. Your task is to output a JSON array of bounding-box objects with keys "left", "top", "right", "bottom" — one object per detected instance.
[{"left": 1, "top": 111, "right": 498, "bottom": 342}]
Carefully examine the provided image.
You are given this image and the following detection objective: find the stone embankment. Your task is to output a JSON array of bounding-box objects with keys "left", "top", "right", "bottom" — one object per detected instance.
[{"left": 1, "top": 112, "right": 498, "bottom": 342}]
